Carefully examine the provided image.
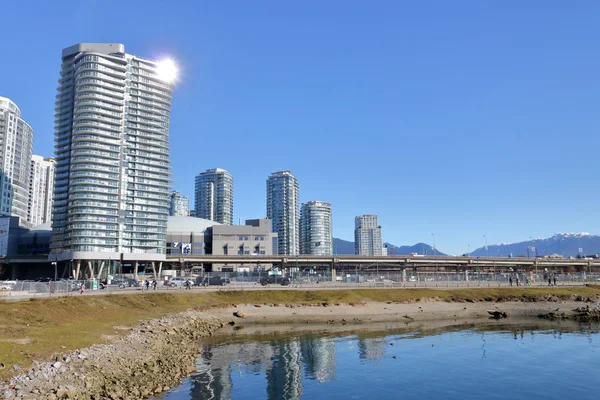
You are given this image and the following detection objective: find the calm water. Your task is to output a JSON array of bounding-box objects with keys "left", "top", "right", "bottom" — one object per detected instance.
[{"left": 158, "top": 322, "right": 600, "bottom": 400}]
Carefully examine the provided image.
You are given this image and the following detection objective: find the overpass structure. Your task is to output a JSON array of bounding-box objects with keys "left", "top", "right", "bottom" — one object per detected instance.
[
  {"left": 3, "top": 254, "right": 599, "bottom": 281},
  {"left": 165, "top": 254, "right": 600, "bottom": 274}
]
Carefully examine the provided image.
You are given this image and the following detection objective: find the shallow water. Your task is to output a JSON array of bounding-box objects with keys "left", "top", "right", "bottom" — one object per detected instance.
[{"left": 157, "top": 321, "right": 600, "bottom": 400}]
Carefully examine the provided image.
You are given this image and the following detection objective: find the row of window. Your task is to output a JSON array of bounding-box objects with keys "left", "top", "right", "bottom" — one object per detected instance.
[{"left": 238, "top": 236, "right": 266, "bottom": 241}]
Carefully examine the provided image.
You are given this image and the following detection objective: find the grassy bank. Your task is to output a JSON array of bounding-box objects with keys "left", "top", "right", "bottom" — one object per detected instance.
[{"left": 1, "top": 286, "right": 599, "bottom": 380}]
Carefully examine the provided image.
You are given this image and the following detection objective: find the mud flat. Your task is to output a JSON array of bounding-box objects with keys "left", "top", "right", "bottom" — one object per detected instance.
[{"left": 210, "top": 296, "right": 600, "bottom": 327}]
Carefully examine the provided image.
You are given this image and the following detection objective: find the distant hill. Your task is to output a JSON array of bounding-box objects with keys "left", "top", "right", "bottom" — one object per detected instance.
[
  {"left": 469, "top": 233, "right": 599, "bottom": 258},
  {"left": 384, "top": 242, "right": 446, "bottom": 256},
  {"left": 332, "top": 238, "right": 445, "bottom": 256},
  {"left": 333, "top": 238, "right": 355, "bottom": 255}
]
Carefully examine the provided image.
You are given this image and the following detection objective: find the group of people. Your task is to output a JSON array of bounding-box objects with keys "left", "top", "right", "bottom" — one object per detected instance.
[
  {"left": 509, "top": 275, "right": 558, "bottom": 287},
  {"left": 143, "top": 279, "right": 158, "bottom": 290}
]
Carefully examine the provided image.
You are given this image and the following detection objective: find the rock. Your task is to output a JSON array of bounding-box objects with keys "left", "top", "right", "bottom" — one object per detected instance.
[
  {"left": 234, "top": 310, "right": 245, "bottom": 318},
  {"left": 487, "top": 310, "right": 508, "bottom": 319},
  {"left": 52, "top": 362, "right": 63, "bottom": 369},
  {"left": 12, "top": 365, "right": 21, "bottom": 371}
]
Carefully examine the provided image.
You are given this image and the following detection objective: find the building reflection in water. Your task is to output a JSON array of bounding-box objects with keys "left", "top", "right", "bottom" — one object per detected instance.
[
  {"left": 266, "top": 341, "right": 303, "bottom": 399},
  {"left": 188, "top": 337, "right": 337, "bottom": 399},
  {"left": 357, "top": 338, "right": 386, "bottom": 362},
  {"left": 300, "top": 338, "right": 336, "bottom": 383}
]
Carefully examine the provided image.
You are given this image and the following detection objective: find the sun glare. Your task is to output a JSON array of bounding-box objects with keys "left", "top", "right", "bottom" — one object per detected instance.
[{"left": 156, "top": 58, "right": 178, "bottom": 83}]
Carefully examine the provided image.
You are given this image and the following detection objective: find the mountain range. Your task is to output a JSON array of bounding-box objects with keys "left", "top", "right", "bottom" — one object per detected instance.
[
  {"left": 333, "top": 238, "right": 445, "bottom": 256},
  {"left": 468, "top": 233, "right": 599, "bottom": 258},
  {"left": 333, "top": 233, "right": 599, "bottom": 258}
]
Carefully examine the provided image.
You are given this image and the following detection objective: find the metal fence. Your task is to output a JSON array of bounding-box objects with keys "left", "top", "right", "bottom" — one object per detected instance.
[
  {"left": 2, "top": 270, "right": 598, "bottom": 298},
  {"left": 193, "top": 270, "right": 600, "bottom": 287}
]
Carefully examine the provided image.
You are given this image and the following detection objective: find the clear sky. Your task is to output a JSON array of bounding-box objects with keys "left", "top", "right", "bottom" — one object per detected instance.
[{"left": 1, "top": 1, "right": 599, "bottom": 254}]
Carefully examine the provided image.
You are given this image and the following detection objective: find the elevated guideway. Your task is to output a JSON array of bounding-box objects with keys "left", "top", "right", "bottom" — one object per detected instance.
[{"left": 165, "top": 254, "right": 600, "bottom": 273}]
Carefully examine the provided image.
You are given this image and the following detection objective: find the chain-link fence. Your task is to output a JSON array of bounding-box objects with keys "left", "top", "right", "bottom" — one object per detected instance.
[{"left": 2, "top": 270, "right": 597, "bottom": 298}]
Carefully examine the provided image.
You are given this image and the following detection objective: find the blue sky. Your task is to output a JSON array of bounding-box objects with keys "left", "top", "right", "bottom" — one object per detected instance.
[{"left": 1, "top": 1, "right": 599, "bottom": 254}]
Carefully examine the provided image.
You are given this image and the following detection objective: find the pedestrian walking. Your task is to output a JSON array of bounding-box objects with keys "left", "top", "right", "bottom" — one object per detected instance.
[
  {"left": 152, "top": 280, "right": 157, "bottom": 290},
  {"left": 516, "top": 276, "right": 520, "bottom": 287},
  {"left": 185, "top": 279, "right": 191, "bottom": 290},
  {"left": 553, "top": 276, "right": 557, "bottom": 286},
  {"left": 509, "top": 276, "right": 513, "bottom": 286},
  {"left": 79, "top": 282, "right": 85, "bottom": 294},
  {"left": 548, "top": 277, "right": 552, "bottom": 286},
  {"left": 144, "top": 280, "right": 150, "bottom": 291}
]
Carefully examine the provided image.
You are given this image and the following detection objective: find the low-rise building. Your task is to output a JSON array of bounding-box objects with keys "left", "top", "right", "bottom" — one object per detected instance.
[{"left": 210, "top": 219, "right": 278, "bottom": 272}]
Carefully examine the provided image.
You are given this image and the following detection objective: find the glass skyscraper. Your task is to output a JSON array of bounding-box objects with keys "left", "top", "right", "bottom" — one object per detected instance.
[
  {"left": 300, "top": 201, "right": 332, "bottom": 255},
  {"left": 169, "top": 191, "right": 189, "bottom": 217},
  {"left": 266, "top": 170, "right": 299, "bottom": 255},
  {"left": 194, "top": 168, "right": 233, "bottom": 225},
  {"left": 28, "top": 155, "right": 55, "bottom": 226},
  {"left": 0, "top": 96, "right": 34, "bottom": 227},
  {"left": 354, "top": 214, "right": 383, "bottom": 256},
  {"left": 51, "top": 43, "right": 174, "bottom": 266}
]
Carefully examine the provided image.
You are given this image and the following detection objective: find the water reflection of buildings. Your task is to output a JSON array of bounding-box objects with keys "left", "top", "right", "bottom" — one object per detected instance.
[
  {"left": 358, "top": 338, "right": 386, "bottom": 361},
  {"left": 191, "top": 341, "right": 274, "bottom": 399},
  {"left": 189, "top": 338, "right": 337, "bottom": 399},
  {"left": 300, "top": 338, "right": 336, "bottom": 383},
  {"left": 266, "top": 341, "right": 303, "bottom": 399}
]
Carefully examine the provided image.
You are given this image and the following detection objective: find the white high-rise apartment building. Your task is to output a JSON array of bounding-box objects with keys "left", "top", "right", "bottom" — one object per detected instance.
[
  {"left": 51, "top": 43, "right": 174, "bottom": 268},
  {"left": 194, "top": 168, "right": 233, "bottom": 225},
  {"left": 354, "top": 214, "right": 383, "bottom": 256},
  {"left": 28, "top": 155, "right": 55, "bottom": 226},
  {"left": 300, "top": 201, "right": 332, "bottom": 255},
  {"left": 169, "top": 191, "right": 189, "bottom": 216},
  {"left": 267, "top": 170, "right": 299, "bottom": 255},
  {"left": 0, "top": 96, "right": 34, "bottom": 227}
]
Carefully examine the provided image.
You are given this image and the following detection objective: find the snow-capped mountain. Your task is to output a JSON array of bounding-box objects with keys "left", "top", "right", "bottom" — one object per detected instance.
[{"left": 468, "top": 233, "right": 599, "bottom": 258}]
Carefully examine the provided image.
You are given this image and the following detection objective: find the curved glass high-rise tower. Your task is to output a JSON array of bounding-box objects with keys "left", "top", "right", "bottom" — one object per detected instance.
[
  {"left": 51, "top": 43, "right": 174, "bottom": 266},
  {"left": 300, "top": 201, "right": 332, "bottom": 255}
]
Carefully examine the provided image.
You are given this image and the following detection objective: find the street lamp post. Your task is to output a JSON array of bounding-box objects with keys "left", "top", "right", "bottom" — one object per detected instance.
[
  {"left": 483, "top": 235, "right": 488, "bottom": 258},
  {"left": 431, "top": 233, "right": 436, "bottom": 256}
]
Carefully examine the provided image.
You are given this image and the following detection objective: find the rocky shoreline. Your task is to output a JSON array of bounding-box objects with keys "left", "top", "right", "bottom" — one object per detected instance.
[
  {"left": 538, "top": 305, "right": 600, "bottom": 322},
  {"left": 1, "top": 312, "right": 224, "bottom": 400}
]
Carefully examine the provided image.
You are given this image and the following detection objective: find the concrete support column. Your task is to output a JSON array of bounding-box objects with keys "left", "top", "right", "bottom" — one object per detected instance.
[
  {"left": 465, "top": 270, "right": 469, "bottom": 281},
  {"left": 402, "top": 268, "right": 406, "bottom": 282},
  {"left": 97, "top": 261, "right": 105, "bottom": 281},
  {"left": 74, "top": 261, "right": 81, "bottom": 280},
  {"left": 151, "top": 262, "right": 157, "bottom": 281},
  {"left": 134, "top": 261, "right": 139, "bottom": 281},
  {"left": 157, "top": 262, "right": 163, "bottom": 282},
  {"left": 331, "top": 266, "right": 336, "bottom": 282},
  {"left": 87, "top": 261, "right": 95, "bottom": 280}
]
